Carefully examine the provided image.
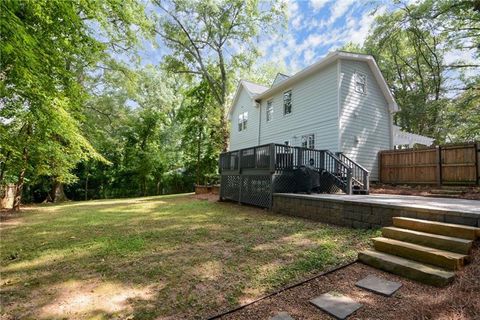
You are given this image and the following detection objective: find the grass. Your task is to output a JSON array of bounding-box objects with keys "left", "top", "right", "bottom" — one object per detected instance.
[{"left": 0, "top": 194, "right": 377, "bottom": 319}]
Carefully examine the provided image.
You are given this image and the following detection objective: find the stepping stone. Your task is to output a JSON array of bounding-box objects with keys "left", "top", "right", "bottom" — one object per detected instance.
[
  {"left": 270, "top": 312, "right": 294, "bottom": 320},
  {"left": 310, "top": 292, "right": 362, "bottom": 320},
  {"left": 355, "top": 274, "right": 402, "bottom": 296}
]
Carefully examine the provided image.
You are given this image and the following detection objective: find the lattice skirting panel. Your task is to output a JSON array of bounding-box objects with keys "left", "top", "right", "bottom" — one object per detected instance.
[
  {"left": 220, "top": 175, "right": 241, "bottom": 202},
  {"left": 220, "top": 174, "right": 272, "bottom": 208},
  {"left": 318, "top": 173, "right": 341, "bottom": 194},
  {"left": 220, "top": 171, "right": 341, "bottom": 209},
  {"left": 272, "top": 171, "right": 297, "bottom": 193}
]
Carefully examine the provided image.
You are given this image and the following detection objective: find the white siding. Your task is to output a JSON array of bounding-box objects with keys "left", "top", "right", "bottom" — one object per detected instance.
[
  {"left": 339, "top": 59, "right": 392, "bottom": 181},
  {"left": 229, "top": 87, "right": 260, "bottom": 150},
  {"left": 258, "top": 63, "right": 339, "bottom": 151}
]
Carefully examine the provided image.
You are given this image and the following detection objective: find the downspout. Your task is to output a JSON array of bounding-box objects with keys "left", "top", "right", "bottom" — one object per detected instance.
[
  {"left": 337, "top": 59, "right": 342, "bottom": 153},
  {"left": 257, "top": 100, "right": 262, "bottom": 145},
  {"left": 388, "top": 106, "right": 396, "bottom": 149}
]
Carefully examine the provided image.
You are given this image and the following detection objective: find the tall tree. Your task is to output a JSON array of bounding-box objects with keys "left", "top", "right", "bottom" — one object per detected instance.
[
  {"left": 153, "top": 0, "right": 285, "bottom": 150},
  {"left": 345, "top": 0, "right": 480, "bottom": 142},
  {"left": 178, "top": 80, "right": 221, "bottom": 185},
  {"left": 0, "top": 0, "right": 151, "bottom": 208}
]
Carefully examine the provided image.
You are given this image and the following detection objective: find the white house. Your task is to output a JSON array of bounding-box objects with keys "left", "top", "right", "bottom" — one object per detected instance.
[{"left": 228, "top": 51, "right": 433, "bottom": 181}]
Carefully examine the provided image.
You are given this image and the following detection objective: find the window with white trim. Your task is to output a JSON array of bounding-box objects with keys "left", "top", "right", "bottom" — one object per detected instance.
[
  {"left": 283, "top": 90, "right": 292, "bottom": 115},
  {"left": 354, "top": 72, "right": 367, "bottom": 94},
  {"left": 266, "top": 100, "right": 273, "bottom": 122},
  {"left": 238, "top": 111, "right": 248, "bottom": 131},
  {"left": 301, "top": 134, "right": 315, "bottom": 149}
]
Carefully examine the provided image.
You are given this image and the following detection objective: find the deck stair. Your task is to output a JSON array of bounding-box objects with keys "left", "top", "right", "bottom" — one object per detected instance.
[{"left": 359, "top": 217, "right": 480, "bottom": 287}]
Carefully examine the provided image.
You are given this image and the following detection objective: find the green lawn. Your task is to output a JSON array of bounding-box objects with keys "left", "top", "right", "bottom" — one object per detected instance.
[{"left": 0, "top": 194, "right": 377, "bottom": 319}]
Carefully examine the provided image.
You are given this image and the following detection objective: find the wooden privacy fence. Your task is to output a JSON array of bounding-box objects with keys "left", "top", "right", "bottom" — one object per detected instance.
[{"left": 379, "top": 142, "right": 480, "bottom": 185}]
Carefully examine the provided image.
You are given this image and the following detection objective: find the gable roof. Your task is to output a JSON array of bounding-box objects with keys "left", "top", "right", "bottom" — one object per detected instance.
[
  {"left": 228, "top": 80, "right": 268, "bottom": 117},
  {"left": 271, "top": 73, "right": 290, "bottom": 87},
  {"left": 254, "top": 51, "right": 399, "bottom": 113}
]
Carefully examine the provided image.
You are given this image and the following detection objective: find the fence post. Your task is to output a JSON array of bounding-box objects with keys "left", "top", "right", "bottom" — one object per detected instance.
[
  {"left": 436, "top": 145, "right": 442, "bottom": 186},
  {"left": 475, "top": 142, "right": 479, "bottom": 185}
]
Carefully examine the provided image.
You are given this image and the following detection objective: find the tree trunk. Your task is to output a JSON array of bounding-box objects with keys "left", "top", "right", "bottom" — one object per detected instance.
[
  {"left": 84, "top": 171, "right": 89, "bottom": 201},
  {"left": 0, "top": 151, "right": 11, "bottom": 185},
  {"left": 51, "top": 181, "right": 68, "bottom": 203},
  {"left": 12, "top": 148, "right": 28, "bottom": 211},
  {"left": 196, "top": 128, "right": 203, "bottom": 185}
]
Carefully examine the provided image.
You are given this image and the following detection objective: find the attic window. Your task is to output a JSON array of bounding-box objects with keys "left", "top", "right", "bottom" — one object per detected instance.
[
  {"left": 238, "top": 111, "right": 248, "bottom": 131},
  {"left": 354, "top": 72, "right": 367, "bottom": 94},
  {"left": 266, "top": 100, "right": 273, "bottom": 122},
  {"left": 283, "top": 90, "right": 292, "bottom": 115}
]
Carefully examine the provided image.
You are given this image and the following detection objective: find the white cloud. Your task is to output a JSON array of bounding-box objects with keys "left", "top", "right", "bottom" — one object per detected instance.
[
  {"left": 258, "top": 1, "right": 389, "bottom": 75},
  {"left": 327, "top": 0, "right": 356, "bottom": 25},
  {"left": 309, "top": 0, "right": 330, "bottom": 11},
  {"left": 345, "top": 5, "right": 386, "bottom": 45},
  {"left": 286, "top": 0, "right": 299, "bottom": 18}
]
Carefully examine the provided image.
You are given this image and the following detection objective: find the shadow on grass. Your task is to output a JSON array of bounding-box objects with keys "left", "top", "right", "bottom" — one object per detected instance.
[{"left": 0, "top": 194, "right": 376, "bottom": 319}]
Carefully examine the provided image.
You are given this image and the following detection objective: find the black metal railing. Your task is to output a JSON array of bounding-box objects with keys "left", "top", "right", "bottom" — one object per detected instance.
[
  {"left": 219, "top": 143, "right": 274, "bottom": 173},
  {"left": 324, "top": 150, "right": 353, "bottom": 194},
  {"left": 336, "top": 152, "right": 369, "bottom": 193},
  {"left": 219, "top": 143, "right": 372, "bottom": 197}
]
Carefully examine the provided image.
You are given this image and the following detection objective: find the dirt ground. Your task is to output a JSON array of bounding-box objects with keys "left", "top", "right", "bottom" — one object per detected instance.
[
  {"left": 370, "top": 184, "right": 480, "bottom": 200},
  {"left": 218, "top": 244, "right": 480, "bottom": 320}
]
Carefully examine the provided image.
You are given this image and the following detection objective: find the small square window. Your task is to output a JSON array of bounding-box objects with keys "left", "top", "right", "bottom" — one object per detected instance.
[
  {"left": 354, "top": 72, "right": 367, "bottom": 94},
  {"left": 266, "top": 100, "right": 273, "bottom": 122},
  {"left": 283, "top": 90, "right": 292, "bottom": 115}
]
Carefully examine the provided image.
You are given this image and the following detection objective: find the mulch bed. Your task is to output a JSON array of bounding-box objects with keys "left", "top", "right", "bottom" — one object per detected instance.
[
  {"left": 217, "top": 244, "right": 480, "bottom": 320},
  {"left": 370, "top": 184, "right": 480, "bottom": 200}
]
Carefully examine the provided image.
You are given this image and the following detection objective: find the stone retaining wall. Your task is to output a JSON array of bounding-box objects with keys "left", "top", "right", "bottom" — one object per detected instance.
[{"left": 272, "top": 194, "right": 480, "bottom": 228}]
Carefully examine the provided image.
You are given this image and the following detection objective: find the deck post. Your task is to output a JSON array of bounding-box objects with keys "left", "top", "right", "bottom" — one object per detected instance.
[
  {"left": 364, "top": 171, "right": 370, "bottom": 194},
  {"left": 269, "top": 143, "right": 276, "bottom": 173},
  {"left": 319, "top": 151, "right": 325, "bottom": 170},
  {"left": 346, "top": 169, "right": 353, "bottom": 195}
]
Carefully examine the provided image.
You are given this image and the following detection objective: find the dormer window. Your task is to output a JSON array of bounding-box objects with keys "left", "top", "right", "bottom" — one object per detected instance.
[
  {"left": 354, "top": 72, "right": 367, "bottom": 94},
  {"left": 283, "top": 90, "right": 292, "bottom": 115},
  {"left": 238, "top": 111, "right": 248, "bottom": 131}
]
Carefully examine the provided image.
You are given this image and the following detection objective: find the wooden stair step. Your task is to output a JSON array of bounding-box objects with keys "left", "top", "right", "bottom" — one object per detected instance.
[
  {"left": 372, "top": 237, "right": 468, "bottom": 271},
  {"left": 382, "top": 227, "right": 473, "bottom": 255},
  {"left": 393, "top": 217, "right": 480, "bottom": 240},
  {"left": 358, "top": 249, "right": 455, "bottom": 287}
]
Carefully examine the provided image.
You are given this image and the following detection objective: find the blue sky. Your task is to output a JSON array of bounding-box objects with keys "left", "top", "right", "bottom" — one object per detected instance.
[
  {"left": 138, "top": 0, "right": 396, "bottom": 74},
  {"left": 257, "top": 0, "right": 391, "bottom": 72},
  {"left": 136, "top": 0, "right": 474, "bottom": 82}
]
